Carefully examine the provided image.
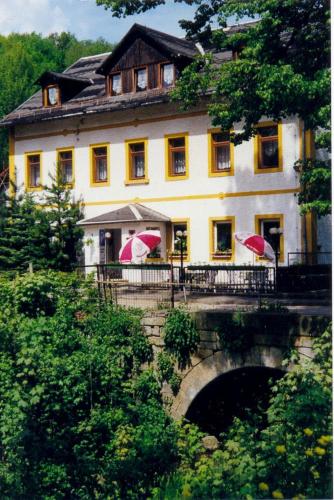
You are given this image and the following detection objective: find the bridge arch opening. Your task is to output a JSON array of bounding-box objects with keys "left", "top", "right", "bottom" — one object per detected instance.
[{"left": 185, "top": 366, "right": 284, "bottom": 436}]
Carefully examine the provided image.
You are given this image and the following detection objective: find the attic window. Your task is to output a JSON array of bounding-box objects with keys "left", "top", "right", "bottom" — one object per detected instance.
[
  {"left": 43, "top": 85, "right": 61, "bottom": 107},
  {"left": 134, "top": 67, "right": 147, "bottom": 92},
  {"left": 160, "top": 63, "right": 174, "bottom": 88},
  {"left": 110, "top": 73, "right": 122, "bottom": 95}
]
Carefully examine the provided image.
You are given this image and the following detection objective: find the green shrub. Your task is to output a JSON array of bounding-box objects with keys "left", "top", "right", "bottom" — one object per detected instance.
[{"left": 163, "top": 308, "right": 199, "bottom": 368}]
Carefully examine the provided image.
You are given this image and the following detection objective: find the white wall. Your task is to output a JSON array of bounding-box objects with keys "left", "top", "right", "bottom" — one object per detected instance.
[{"left": 14, "top": 106, "right": 303, "bottom": 265}]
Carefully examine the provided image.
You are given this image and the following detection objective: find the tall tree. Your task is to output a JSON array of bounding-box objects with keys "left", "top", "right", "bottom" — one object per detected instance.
[
  {"left": 0, "top": 191, "right": 52, "bottom": 271},
  {"left": 96, "top": 0, "right": 330, "bottom": 215},
  {"left": 41, "top": 173, "right": 84, "bottom": 271}
]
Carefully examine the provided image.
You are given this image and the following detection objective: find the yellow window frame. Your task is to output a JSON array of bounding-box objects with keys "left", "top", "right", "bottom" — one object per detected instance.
[
  {"left": 208, "top": 128, "right": 235, "bottom": 177},
  {"left": 124, "top": 138, "right": 149, "bottom": 185},
  {"left": 89, "top": 143, "right": 110, "bottom": 187},
  {"left": 56, "top": 146, "right": 75, "bottom": 187},
  {"left": 209, "top": 216, "right": 235, "bottom": 262},
  {"left": 165, "top": 132, "right": 189, "bottom": 181},
  {"left": 170, "top": 218, "right": 190, "bottom": 262},
  {"left": 255, "top": 213, "right": 284, "bottom": 262},
  {"left": 254, "top": 121, "right": 283, "bottom": 174},
  {"left": 25, "top": 151, "right": 43, "bottom": 192}
]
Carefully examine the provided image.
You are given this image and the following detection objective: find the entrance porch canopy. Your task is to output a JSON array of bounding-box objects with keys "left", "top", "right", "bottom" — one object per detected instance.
[{"left": 78, "top": 203, "right": 170, "bottom": 226}]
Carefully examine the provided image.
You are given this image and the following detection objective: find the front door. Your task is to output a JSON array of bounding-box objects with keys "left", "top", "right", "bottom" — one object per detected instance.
[{"left": 107, "top": 228, "right": 122, "bottom": 263}]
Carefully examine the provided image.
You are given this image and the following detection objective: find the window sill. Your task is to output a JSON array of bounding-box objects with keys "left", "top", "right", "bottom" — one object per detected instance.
[
  {"left": 210, "top": 253, "right": 233, "bottom": 262},
  {"left": 124, "top": 179, "right": 149, "bottom": 186},
  {"left": 209, "top": 169, "right": 234, "bottom": 177},
  {"left": 26, "top": 185, "right": 43, "bottom": 192},
  {"left": 254, "top": 166, "right": 282, "bottom": 174},
  {"left": 90, "top": 181, "right": 110, "bottom": 187},
  {"left": 145, "top": 257, "right": 163, "bottom": 263}
]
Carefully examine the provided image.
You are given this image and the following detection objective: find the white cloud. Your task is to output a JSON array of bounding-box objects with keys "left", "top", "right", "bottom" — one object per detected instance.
[{"left": 0, "top": 0, "right": 70, "bottom": 36}]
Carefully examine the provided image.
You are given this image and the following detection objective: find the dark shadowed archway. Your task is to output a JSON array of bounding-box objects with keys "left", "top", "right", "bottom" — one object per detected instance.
[{"left": 185, "top": 366, "right": 283, "bottom": 436}]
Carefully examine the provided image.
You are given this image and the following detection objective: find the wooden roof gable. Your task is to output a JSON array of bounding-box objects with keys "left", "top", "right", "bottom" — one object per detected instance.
[{"left": 97, "top": 23, "right": 199, "bottom": 75}]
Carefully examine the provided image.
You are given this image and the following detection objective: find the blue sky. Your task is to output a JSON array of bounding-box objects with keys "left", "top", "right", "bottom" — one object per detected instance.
[{"left": 0, "top": 0, "right": 203, "bottom": 41}]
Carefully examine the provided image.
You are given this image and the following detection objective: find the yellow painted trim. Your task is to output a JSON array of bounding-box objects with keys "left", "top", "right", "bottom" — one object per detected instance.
[
  {"left": 24, "top": 150, "right": 43, "bottom": 191},
  {"left": 165, "top": 132, "right": 189, "bottom": 181},
  {"left": 254, "top": 121, "right": 283, "bottom": 174},
  {"left": 305, "top": 212, "right": 317, "bottom": 254},
  {"left": 56, "top": 146, "right": 75, "bottom": 188},
  {"left": 83, "top": 187, "right": 300, "bottom": 207},
  {"left": 15, "top": 110, "right": 207, "bottom": 143},
  {"left": 124, "top": 137, "right": 149, "bottom": 185},
  {"left": 305, "top": 129, "right": 315, "bottom": 159},
  {"left": 9, "top": 130, "right": 15, "bottom": 196},
  {"left": 222, "top": 188, "right": 299, "bottom": 199},
  {"left": 209, "top": 216, "right": 235, "bottom": 262},
  {"left": 89, "top": 143, "right": 110, "bottom": 187},
  {"left": 254, "top": 213, "right": 284, "bottom": 263},
  {"left": 170, "top": 218, "right": 190, "bottom": 262},
  {"left": 207, "top": 128, "right": 235, "bottom": 177}
]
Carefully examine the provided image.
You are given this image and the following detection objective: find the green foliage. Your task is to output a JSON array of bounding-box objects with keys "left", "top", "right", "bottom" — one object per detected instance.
[
  {"left": 163, "top": 308, "right": 199, "bottom": 368},
  {"left": 156, "top": 322, "right": 332, "bottom": 500},
  {"left": 0, "top": 190, "right": 52, "bottom": 271},
  {"left": 294, "top": 159, "right": 331, "bottom": 216},
  {"left": 157, "top": 352, "right": 182, "bottom": 396},
  {"left": 0, "top": 174, "right": 83, "bottom": 271},
  {"left": 41, "top": 172, "right": 84, "bottom": 271},
  {"left": 0, "top": 272, "right": 179, "bottom": 498}
]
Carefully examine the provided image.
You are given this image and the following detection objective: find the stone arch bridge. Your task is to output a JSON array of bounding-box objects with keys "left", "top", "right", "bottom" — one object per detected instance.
[{"left": 140, "top": 310, "right": 329, "bottom": 421}]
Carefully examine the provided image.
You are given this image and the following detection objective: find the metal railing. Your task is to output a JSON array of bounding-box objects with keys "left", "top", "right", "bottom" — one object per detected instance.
[{"left": 77, "top": 263, "right": 276, "bottom": 308}]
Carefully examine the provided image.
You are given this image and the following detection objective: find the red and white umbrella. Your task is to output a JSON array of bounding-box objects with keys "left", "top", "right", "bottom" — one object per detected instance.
[
  {"left": 119, "top": 230, "right": 161, "bottom": 264},
  {"left": 234, "top": 232, "right": 275, "bottom": 262}
]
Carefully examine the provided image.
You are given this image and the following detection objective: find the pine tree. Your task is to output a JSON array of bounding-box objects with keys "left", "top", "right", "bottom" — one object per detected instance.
[
  {"left": 42, "top": 172, "right": 84, "bottom": 271},
  {"left": 0, "top": 190, "right": 52, "bottom": 270}
]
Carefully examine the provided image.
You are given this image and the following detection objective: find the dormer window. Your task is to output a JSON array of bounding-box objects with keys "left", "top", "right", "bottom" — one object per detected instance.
[
  {"left": 134, "top": 67, "right": 147, "bottom": 92},
  {"left": 44, "top": 85, "right": 60, "bottom": 107},
  {"left": 110, "top": 73, "right": 122, "bottom": 95},
  {"left": 161, "top": 63, "right": 174, "bottom": 88}
]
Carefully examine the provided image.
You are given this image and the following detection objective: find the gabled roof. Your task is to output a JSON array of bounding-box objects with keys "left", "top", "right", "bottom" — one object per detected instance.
[
  {"left": 0, "top": 22, "right": 254, "bottom": 128},
  {"left": 78, "top": 203, "right": 170, "bottom": 226},
  {"left": 97, "top": 23, "right": 199, "bottom": 75},
  {"left": 35, "top": 71, "right": 93, "bottom": 87}
]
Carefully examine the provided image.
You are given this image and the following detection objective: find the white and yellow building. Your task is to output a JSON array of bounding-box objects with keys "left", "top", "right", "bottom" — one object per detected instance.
[{"left": 1, "top": 23, "right": 322, "bottom": 266}]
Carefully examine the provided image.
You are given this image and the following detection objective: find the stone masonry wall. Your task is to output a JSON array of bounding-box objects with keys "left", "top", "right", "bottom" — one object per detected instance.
[{"left": 140, "top": 310, "right": 330, "bottom": 418}]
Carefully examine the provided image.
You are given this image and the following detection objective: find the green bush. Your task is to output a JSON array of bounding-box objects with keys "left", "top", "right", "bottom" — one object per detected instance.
[
  {"left": 156, "top": 323, "right": 332, "bottom": 500},
  {"left": 0, "top": 272, "right": 178, "bottom": 499},
  {"left": 163, "top": 308, "right": 199, "bottom": 368}
]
